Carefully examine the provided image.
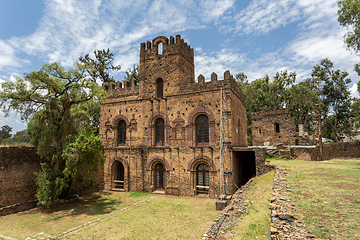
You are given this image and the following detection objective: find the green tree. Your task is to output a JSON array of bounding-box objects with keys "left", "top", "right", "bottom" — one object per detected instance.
[
  {"left": 0, "top": 125, "right": 12, "bottom": 139},
  {"left": 237, "top": 71, "right": 301, "bottom": 145},
  {"left": 0, "top": 60, "right": 107, "bottom": 206},
  {"left": 125, "top": 64, "right": 140, "bottom": 81},
  {"left": 79, "top": 48, "right": 121, "bottom": 83},
  {"left": 12, "top": 129, "right": 31, "bottom": 143},
  {"left": 338, "top": 0, "right": 360, "bottom": 54},
  {"left": 310, "top": 58, "right": 353, "bottom": 141},
  {"left": 286, "top": 83, "right": 320, "bottom": 133}
]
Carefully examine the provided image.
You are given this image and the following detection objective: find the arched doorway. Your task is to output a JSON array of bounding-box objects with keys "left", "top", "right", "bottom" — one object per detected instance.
[
  {"left": 154, "top": 163, "right": 165, "bottom": 190},
  {"left": 196, "top": 163, "right": 209, "bottom": 193},
  {"left": 114, "top": 161, "right": 124, "bottom": 189}
]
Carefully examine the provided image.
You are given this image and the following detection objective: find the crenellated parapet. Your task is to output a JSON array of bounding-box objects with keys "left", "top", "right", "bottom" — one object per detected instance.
[
  {"left": 140, "top": 34, "right": 194, "bottom": 64},
  {"left": 251, "top": 107, "right": 292, "bottom": 120},
  {"left": 178, "top": 70, "right": 246, "bottom": 105},
  {"left": 102, "top": 78, "right": 140, "bottom": 99}
]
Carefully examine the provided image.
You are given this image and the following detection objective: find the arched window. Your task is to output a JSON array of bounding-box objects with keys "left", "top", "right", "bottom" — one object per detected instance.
[
  {"left": 118, "top": 120, "right": 126, "bottom": 145},
  {"left": 196, "top": 114, "right": 209, "bottom": 146},
  {"left": 275, "top": 123, "right": 280, "bottom": 133},
  {"left": 155, "top": 118, "right": 165, "bottom": 146},
  {"left": 155, "top": 163, "right": 165, "bottom": 189},
  {"left": 158, "top": 43, "right": 163, "bottom": 55},
  {"left": 196, "top": 163, "right": 209, "bottom": 192},
  {"left": 156, "top": 78, "right": 163, "bottom": 98}
]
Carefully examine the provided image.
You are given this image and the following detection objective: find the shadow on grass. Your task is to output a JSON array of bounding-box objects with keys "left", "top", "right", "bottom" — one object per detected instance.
[{"left": 38, "top": 193, "right": 122, "bottom": 220}]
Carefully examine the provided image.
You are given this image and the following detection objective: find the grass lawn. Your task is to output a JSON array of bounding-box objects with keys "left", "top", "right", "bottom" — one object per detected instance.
[
  {"left": 270, "top": 158, "right": 360, "bottom": 240},
  {"left": 227, "top": 170, "right": 274, "bottom": 240},
  {"left": 0, "top": 191, "right": 217, "bottom": 239}
]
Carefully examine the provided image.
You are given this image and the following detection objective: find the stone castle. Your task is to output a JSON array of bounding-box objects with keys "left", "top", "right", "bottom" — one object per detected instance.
[{"left": 99, "top": 35, "right": 264, "bottom": 198}]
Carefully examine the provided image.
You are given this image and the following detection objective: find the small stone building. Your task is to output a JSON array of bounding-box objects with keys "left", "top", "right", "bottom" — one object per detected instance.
[
  {"left": 99, "top": 35, "right": 264, "bottom": 198},
  {"left": 251, "top": 108, "right": 315, "bottom": 146}
]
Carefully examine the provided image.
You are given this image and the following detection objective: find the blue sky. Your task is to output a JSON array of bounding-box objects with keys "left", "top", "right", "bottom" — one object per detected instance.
[{"left": 1, "top": 0, "right": 359, "bottom": 133}]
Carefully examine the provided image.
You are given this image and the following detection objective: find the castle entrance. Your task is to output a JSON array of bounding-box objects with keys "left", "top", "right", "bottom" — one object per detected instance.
[
  {"left": 232, "top": 151, "right": 256, "bottom": 190},
  {"left": 112, "top": 161, "right": 124, "bottom": 189},
  {"left": 154, "top": 163, "right": 165, "bottom": 190}
]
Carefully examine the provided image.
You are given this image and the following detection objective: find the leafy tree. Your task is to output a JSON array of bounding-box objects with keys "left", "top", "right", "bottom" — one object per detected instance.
[
  {"left": 12, "top": 129, "right": 31, "bottom": 143},
  {"left": 0, "top": 125, "right": 12, "bottom": 139},
  {"left": 0, "top": 59, "right": 108, "bottom": 206},
  {"left": 286, "top": 83, "right": 320, "bottom": 133},
  {"left": 310, "top": 58, "right": 353, "bottom": 141},
  {"left": 79, "top": 48, "right": 121, "bottom": 83},
  {"left": 125, "top": 64, "right": 140, "bottom": 81},
  {"left": 338, "top": 0, "right": 360, "bottom": 54},
  {"left": 237, "top": 71, "right": 302, "bottom": 145}
]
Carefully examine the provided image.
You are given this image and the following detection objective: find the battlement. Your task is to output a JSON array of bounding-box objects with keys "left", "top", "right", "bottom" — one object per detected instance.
[
  {"left": 179, "top": 70, "right": 246, "bottom": 105},
  {"left": 102, "top": 78, "right": 139, "bottom": 99},
  {"left": 251, "top": 107, "right": 292, "bottom": 120},
  {"left": 140, "top": 34, "right": 194, "bottom": 64}
]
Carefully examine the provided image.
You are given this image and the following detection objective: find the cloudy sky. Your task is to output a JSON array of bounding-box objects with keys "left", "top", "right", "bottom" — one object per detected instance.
[{"left": 0, "top": 0, "right": 359, "bottom": 133}]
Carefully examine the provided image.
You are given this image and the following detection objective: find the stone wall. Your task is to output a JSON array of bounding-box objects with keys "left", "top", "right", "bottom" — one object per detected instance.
[
  {"left": 0, "top": 146, "right": 104, "bottom": 216},
  {"left": 322, "top": 142, "right": 360, "bottom": 160},
  {"left": 289, "top": 146, "right": 318, "bottom": 161},
  {"left": 251, "top": 108, "right": 297, "bottom": 146},
  {"left": 0, "top": 146, "right": 40, "bottom": 215}
]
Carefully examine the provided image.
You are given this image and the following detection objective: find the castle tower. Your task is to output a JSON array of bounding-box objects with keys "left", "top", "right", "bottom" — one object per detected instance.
[{"left": 139, "top": 35, "right": 195, "bottom": 98}]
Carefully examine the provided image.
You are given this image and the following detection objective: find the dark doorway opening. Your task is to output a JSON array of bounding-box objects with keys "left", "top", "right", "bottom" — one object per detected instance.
[
  {"left": 155, "top": 163, "right": 165, "bottom": 190},
  {"left": 114, "top": 161, "right": 124, "bottom": 189},
  {"left": 232, "top": 151, "right": 256, "bottom": 191}
]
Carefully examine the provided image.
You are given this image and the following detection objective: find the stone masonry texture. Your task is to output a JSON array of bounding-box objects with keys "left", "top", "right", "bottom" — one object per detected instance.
[{"left": 99, "top": 35, "right": 265, "bottom": 198}]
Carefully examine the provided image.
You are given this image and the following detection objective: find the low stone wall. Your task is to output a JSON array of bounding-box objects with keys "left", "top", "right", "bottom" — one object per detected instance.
[
  {"left": 0, "top": 146, "right": 104, "bottom": 216},
  {"left": 0, "top": 146, "right": 40, "bottom": 215},
  {"left": 270, "top": 166, "right": 315, "bottom": 239},
  {"left": 289, "top": 146, "right": 318, "bottom": 161},
  {"left": 322, "top": 142, "right": 360, "bottom": 160}
]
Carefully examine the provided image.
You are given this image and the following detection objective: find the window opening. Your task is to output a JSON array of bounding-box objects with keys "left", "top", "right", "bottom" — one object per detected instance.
[
  {"left": 275, "top": 123, "right": 280, "bottom": 133},
  {"left": 155, "top": 163, "right": 165, "bottom": 189},
  {"left": 196, "top": 114, "right": 209, "bottom": 146},
  {"left": 155, "top": 118, "right": 165, "bottom": 146},
  {"left": 196, "top": 163, "right": 209, "bottom": 192},
  {"left": 158, "top": 43, "right": 163, "bottom": 55},
  {"left": 156, "top": 78, "right": 163, "bottom": 98},
  {"left": 118, "top": 120, "right": 126, "bottom": 144}
]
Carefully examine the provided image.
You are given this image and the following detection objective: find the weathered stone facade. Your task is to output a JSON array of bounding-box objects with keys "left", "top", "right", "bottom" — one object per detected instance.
[
  {"left": 251, "top": 108, "right": 314, "bottom": 147},
  {"left": 0, "top": 146, "right": 40, "bottom": 215},
  {"left": 100, "top": 35, "right": 261, "bottom": 198}
]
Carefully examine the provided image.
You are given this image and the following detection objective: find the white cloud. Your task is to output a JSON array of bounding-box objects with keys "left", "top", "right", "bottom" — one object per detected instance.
[
  {"left": 350, "top": 82, "right": 359, "bottom": 98},
  {"left": 234, "top": 0, "right": 301, "bottom": 34},
  {"left": 233, "top": 0, "right": 338, "bottom": 34},
  {"left": 195, "top": 49, "right": 247, "bottom": 80},
  {"left": 0, "top": 40, "right": 21, "bottom": 70}
]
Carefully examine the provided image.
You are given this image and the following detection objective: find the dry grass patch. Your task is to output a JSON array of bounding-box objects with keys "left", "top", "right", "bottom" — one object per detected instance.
[
  {"left": 0, "top": 191, "right": 151, "bottom": 239},
  {"left": 0, "top": 192, "right": 217, "bottom": 239},
  {"left": 270, "top": 158, "right": 360, "bottom": 240},
  {"left": 67, "top": 194, "right": 217, "bottom": 239},
  {"left": 227, "top": 170, "right": 274, "bottom": 240}
]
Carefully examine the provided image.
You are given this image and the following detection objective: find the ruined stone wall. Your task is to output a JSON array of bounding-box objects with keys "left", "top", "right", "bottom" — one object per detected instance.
[
  {"left": 251, "top": 108, "right": 296, "bottom": 146},
  {"left": 0, "top": 146, "right": 104, "bottom": 216},
  {"left": 0, "top": 146, "right": 40, "bottom": 215},
  {"left": 290, "top": 146, "right": 318, "bottom": 161},
  {"left": 322, "top": 142, "right": 360, "bottom": 160}
]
